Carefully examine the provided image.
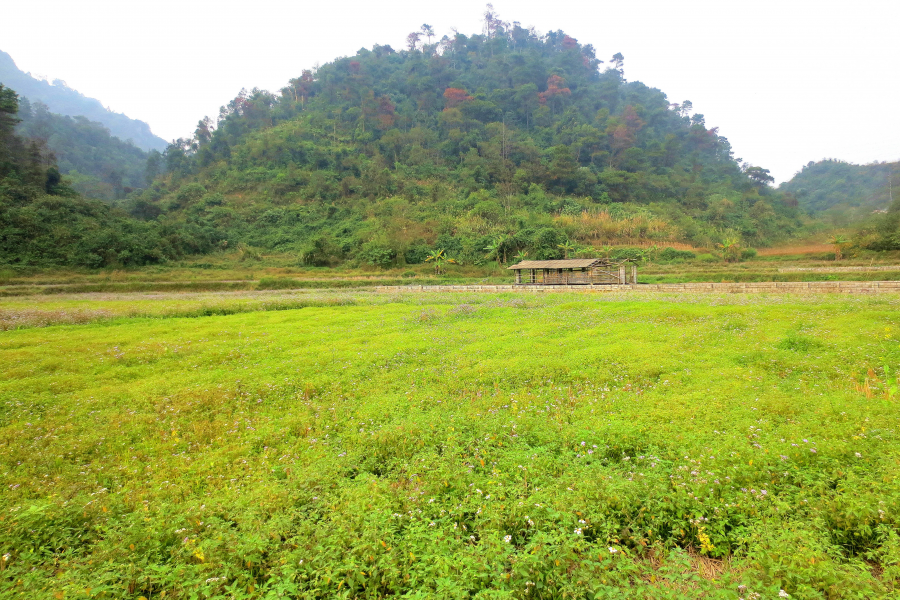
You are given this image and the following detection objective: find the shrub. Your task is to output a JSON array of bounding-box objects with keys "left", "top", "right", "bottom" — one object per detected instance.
[
  {"left": 256, "top": 277, "right": 302, "bottom": 290},
  {"left": 404, "top": 244, "right": 432, "bottom": 265},
  {"left": 659, "top": 247, "right": 696, "bottom": 261},
  {"left": 359, "top": 242, "right": 396, "bottom": 268},
  {"left": 611, "top": 247, "right": 645, "bottom": 262}
]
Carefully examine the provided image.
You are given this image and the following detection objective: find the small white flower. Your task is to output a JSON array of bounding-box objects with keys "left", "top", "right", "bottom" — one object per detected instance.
[
  {"left": 855, "top": 452, "right": 862, "bottom": 458},
  {"left": 574, "top": 528, "right": 582, "bottom": 535},
  {"left": 429, "top": 522, "right": 436, "bottom": 527},
  {"left": 609, "top": 547, "right": 618, "bottom": 553},
  {"left": 779, "top": 591, "right": 790, "bottom": 598},
  {"left": 504, "top": 535, "right": 512, "bottom": 543}
]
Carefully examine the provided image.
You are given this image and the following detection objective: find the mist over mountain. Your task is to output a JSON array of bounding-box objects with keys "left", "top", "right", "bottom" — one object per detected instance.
[
  {"left": 15, "top": 98, "right": 150, "bottom": 200},
  {"left": 779, "top": 159, "right": 897, "bottom": 214},
  {"left": 0, "top": 50, "right": 166, "bottom": 152}
]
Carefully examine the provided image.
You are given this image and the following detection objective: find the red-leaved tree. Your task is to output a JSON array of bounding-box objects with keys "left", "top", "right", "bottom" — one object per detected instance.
[
  {"left": 443, "top": 88, "right": 473, "bottom": 110},
  {"left": 538, "top": 75, "right": 571, "bottom": 110}
]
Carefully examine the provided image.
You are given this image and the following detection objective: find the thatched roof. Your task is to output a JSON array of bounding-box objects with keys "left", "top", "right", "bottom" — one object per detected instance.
[{"left": 507, "top": 259, "right": 605, "bottom": 270}]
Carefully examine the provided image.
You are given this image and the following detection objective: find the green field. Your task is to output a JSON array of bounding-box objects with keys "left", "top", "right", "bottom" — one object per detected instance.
[
  {"left": 2, "top": 289, "right": 900, "bottom": 599},
  {"left": 2, "top": 249, "right": 900, "bottom": 297}
]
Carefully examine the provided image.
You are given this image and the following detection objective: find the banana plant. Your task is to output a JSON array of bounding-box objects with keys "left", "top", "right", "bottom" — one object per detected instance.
[
  {"left": 425, "top": 249, "right": 457, "bottom": 274},
  {"left": 716, "top": 237, "right": 742, "bottom": 263},
  {"left": 828, "top": 234, "right": 849, "bottom": 261},
  {"left": 556, "top": 239, "right": 575, "bottom": 259}
]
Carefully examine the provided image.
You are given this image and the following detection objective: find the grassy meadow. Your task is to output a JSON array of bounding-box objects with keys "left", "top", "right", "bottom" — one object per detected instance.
[{"left": 2, "top": 289, "right": 900, "bottom": 599}]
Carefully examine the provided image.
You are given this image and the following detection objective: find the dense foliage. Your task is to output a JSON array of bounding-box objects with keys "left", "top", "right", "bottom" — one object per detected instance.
[
  {"left": 780, "top": 159, "right": 896, "bottom": 214},
  {"left": 1, "top": 290, "right": 899, "bottom": 597},
  {"left": 128, "top": 16, "right": 803, "bottom": 267},
  {"left": 858, "top": 196, "right": 900, "bottom": 251},
  {"left": 0, "top": 84, "right": 208, "bottom": 268},
  {"left": 16, "top": 97, "right": 150, "bottom": 200},
  {"left": 0, "top": 50, "right": 166, "bottom": 152}
]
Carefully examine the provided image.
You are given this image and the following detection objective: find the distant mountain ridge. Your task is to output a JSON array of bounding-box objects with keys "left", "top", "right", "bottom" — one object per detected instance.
[
  {"left": 0, "top": 50, "right": 166, "bottom": 152},
  {"left": 779, "top": 159, "right": 897, "bottom": 214},
  {"left": 16, "top": 97, "right": 150, "bottom": 200}
]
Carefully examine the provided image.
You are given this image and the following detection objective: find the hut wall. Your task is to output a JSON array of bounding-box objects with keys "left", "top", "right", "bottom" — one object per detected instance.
[{"left": 590, "top": 267, "right": 623, "bottom": 284}]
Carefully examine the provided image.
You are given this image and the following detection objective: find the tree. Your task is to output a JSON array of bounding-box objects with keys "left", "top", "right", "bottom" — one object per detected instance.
[
  {"left": 286, "top": 70, "right": 315, "bottom": 105},
  {"left": 443, "top": 88, "right": 473, "bottom": 110},
  {"left": 611, "top": 53, "right": 624, "bottom": 72},
  {"left": 538, "top": 75, "right": 571, "bottom": 111},
  {"left": 194, "top": 116, "right": 214, "bottom": 146},
  {"left": 716, "top": 237, "right": 742, "bottom": 262},
  {"left": 828, "top": 234, "right": 850, "bottom": 261},
  {"left": 483, "top": 3, "right": 504, "bottom": 38},
  {"left": 557, "top": 239, "right": 575, "bottom": 258},
  {"left": 642, "top": 244, "right": 660, "bottom": 263},
  {"left": 425, "top": 249, "right": 456, "bottom": 274},
  {"left": 484, "top": 236, "right": 502, "bottom": 264},
  {"left": 420, "top": 24, "right": 435, "bottom": 45},
  {"left": 0, "top": 84, "right": 21, "bottom": 177},
  {"left": 145, "top": 150, "right": 162, "bottom": 186},
  {"left": 0, "top": 84, "right": 19, "bottom": 137},
  {"left": 406, "top": 32, "right": 421, "bottom": 52},
  {"left": 746, "top": 166, "right": 775, "bottom": 187}
]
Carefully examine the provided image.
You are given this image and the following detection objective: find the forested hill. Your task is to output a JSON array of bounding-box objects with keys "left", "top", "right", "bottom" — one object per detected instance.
[
  {"left": 16, "top": 98, "right": 150, "bottom": 200},
  {"left": 779, "top": 159, "right": 896, "bottom": 214},
  {"left": 0, "top": 84, "right": 184, "bottom": 269},
  {"left": 0, "top": 50, "right": 167, "bottom": 152},
  {"left": 133, "top": 19, "right": 802, "bottom": 267}
]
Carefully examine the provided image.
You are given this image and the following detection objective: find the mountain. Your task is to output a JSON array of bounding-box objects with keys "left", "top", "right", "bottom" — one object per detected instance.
[
  {"left": 0, "top": 50, "right": 167, "bottom": 152},
  {"left": 3, "top": 17, "right": 811, "bottom": 269},
  {"left": 779, "top": 159, "right": 896, "bottom": 214},
  {"left": 16, "top": 98, "right": 150, "bottom": 200},
  {"left": 131, "top": 20, "right": 802, "bottom": 267},
  {"left": 0, "top": 83, "right": 180, "bottom": 268}
]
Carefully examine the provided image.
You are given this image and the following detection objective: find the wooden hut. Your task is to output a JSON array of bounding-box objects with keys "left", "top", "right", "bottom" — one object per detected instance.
[{"left": 507, "top": 258, "right": 636, "bottom": 285}]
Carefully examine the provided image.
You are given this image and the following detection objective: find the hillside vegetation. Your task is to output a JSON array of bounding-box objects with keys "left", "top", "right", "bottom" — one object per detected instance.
[
  {"left": 777, "top": 159, "right": 900, "bottom": 251},
  {"left": 15, "top": 97, "right": 150, "bottom": 200},
  {"left": 780, "top": 159, "right": 896, "bottom": 216},
  {"left": 125, "top": 15, "right": 804, "bottom": 269},
  {"left": 0, "top": 84, "right": 198, "bottom": 268}
]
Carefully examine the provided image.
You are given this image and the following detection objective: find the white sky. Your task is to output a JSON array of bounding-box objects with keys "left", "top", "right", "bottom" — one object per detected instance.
[{"left": 2, "top": 0, "right": 898, "bottom": 183}]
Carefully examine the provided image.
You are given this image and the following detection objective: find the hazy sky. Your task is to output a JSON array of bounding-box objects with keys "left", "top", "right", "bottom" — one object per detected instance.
[{"left": 2, "top": 0, "right": 898, "bottom": 183}]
